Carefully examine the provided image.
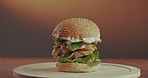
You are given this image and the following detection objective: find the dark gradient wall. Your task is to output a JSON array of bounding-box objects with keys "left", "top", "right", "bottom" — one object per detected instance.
[{"left": 0, "top": 0, "right": 148, "bottom": 58}]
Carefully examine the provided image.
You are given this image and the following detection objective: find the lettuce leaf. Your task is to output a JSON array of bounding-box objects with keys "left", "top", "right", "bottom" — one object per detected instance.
[
  {"left": 58, "top": 57, "right": 84, "bottom": 63},
  {"left": 81, "top": 54, "right": 92, "bottom": 63},
  {"left": 87, "top": 60, "right": 101, "bottom": 66},
  {"left": 92, "top": 51, "right": 99, "bottom": 59},
  {"left": 66, "top": 43, "right": 83, "bottom": 51},
  {"left": 55, "top": 39, "right": 66, "bottom": 44},
  {"left": 58, "top": 51, "right": 100, "bottom": 66},
  {"left": 55, "top": 40, "right": 83, "bottom": 51},
  {"left": 73, "top": 58, "right": 85, "bottom": 63},
  {"left": 58, "top": 58, "right": 72, "bottom": 63}
]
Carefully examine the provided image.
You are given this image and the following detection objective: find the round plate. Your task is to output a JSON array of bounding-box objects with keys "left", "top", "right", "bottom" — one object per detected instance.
[{"left": 13, "top": 62, "right": 141, "bottom": 78}]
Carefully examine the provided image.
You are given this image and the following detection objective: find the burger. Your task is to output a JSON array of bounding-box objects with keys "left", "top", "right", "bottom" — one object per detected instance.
[{"left": 51, "top": 18, "right": 102, "bottom": 72}]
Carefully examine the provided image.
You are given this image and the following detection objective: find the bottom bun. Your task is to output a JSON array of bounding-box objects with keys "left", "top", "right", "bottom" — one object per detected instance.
[{"left": 56, "top": 62, "right": 100, "bottom": 73}]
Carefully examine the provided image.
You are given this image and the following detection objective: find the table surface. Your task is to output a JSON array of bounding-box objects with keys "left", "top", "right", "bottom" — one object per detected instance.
[{"left": 0, "top": 58, "right": 148, "bottom": 78}]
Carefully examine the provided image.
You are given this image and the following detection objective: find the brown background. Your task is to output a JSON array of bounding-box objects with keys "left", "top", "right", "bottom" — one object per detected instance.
[{"left": 0, "top": 0, "right": 148, "bottom": 58}]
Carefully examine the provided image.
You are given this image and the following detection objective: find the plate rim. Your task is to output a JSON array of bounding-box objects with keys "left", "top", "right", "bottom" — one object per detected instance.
[{"left": 13, "top": 62, "right": 141, "bottom": 78}]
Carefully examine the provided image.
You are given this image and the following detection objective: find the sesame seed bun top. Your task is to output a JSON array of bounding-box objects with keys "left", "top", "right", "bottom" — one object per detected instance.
[{"left": 52, "top": 18, "right": 101, "bottom": 43}]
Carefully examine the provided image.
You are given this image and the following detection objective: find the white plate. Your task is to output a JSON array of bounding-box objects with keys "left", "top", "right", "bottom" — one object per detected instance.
[{"left": 13, "top": 62, "right": 141, "bottom": 78}]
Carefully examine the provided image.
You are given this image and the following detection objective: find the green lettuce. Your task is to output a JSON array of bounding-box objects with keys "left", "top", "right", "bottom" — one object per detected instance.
[
  {"left": 92, "top": 52, "right": 99, "bottom": 59},
  {"left": 58, "top": 58, "right": 72, "bottom": 63},
  {"left": 55, "top": 40, "right": 83, "bottom": 51},
  {"left": 58, "top": 52, "right": 100, "bottom": 66},
  {"left": 73, "top": 58, "right": 85, "bottom": 63},
  {"left": 66, "top": 43, "right": 83, "bottom": 51},
  {"left": 87, "top": 60, "right": 101, "bottom": 66},
  {"left": 55, "top": 39, "right": 66, "bottom": 44}
]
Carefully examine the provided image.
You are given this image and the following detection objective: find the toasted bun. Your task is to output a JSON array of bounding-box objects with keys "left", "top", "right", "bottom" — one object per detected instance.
[
  {"left": 52, "top": 18, "right": 101, "bottom": 43},
  {"left": 56, "top": 62, "right": 100, "bottom": 73}
]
